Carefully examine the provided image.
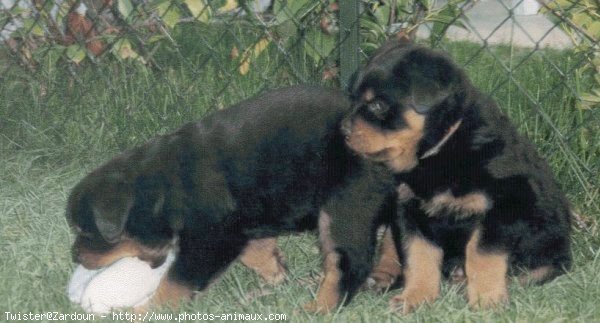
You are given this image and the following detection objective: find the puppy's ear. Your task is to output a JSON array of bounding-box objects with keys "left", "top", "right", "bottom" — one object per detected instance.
[
  {"left": 91, "top": 179, "right": 134, "bottom": 243},
  {"left": 134, "top": 175, "right": 168, "bottom": 218},
  {"left": 406, "top": 78, "right": 450, "bottom": 114},
  {"left": 397, "top": 51, "right": 459, "bottom": 114}
]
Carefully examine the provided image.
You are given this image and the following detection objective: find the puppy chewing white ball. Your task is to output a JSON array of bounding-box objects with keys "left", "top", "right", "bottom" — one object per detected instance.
[{"left": 67, "top": 251, "right": 175, "bottom": 314}]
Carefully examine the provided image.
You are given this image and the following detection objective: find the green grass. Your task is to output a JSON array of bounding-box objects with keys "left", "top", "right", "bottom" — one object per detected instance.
[{"left": 0, "top": 24, "right": 598, "bottom": 322}]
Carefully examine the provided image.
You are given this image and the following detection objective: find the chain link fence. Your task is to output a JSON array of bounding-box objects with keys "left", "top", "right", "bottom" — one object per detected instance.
[{"left": 0, "top": 0, "right": 598, "bottom": 217}]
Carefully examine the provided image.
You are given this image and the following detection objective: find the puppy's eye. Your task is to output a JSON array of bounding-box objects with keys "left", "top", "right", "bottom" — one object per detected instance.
[{"left": 367, "top": 101, "right": 388, "bottom": 116}]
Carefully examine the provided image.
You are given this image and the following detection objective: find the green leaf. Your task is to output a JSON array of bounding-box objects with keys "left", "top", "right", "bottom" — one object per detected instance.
[
  {"left": 217, "top": 0, "right": 239, "bottom": 13},
  {"left": 40, "top": 0, "right": 55, "bottom": 13},
  {"left": 22, "top": 18, "right": 45, "bottom": 37},
  {"left": 238, "top": 38, "right": 270, "bottom": 75},
  {"left": 111, "top": 38, "right": 146, "bottom": 63},
  {"left": 581, "top": 93, "right": 600, "bottom": 103},
  {"left": 587, "top": 21, "right": 600, "bottom": 37},
  {"left": 361, "top": 42, "right": 380, "bottom": 52},
  {"left": 118, "top": 0, "right": 134, "bottom": 19},
  {"left": 184, "top": 0, "right": 211, "bottom": 22},
  {"left": 0, "top": 13, "right": 7, "bottom": 28},
  {"left": 542, "top": 0, "right": 573, "bottom": 11},
  {"left": 66, "top": 44, "right": 87, "bottom": 64},
  {"left": 9, "top": 6, "right": 28, "bottom": 16},
  {"left": 148, "top": 35, "right": 166, "bottom": 43},
  {"left": 157, "top": 2, "right": 181, "bottom": 28},
  {"left": 273, "top": 20, "right": 298, "bottom": 38},
  {"left": 34, "top": 45, "right": 64, "bottom": 68},
  {"left": 360, "top": 18, "right": 386, "bottom": 35},
  {"left": 55, "top": 0, "right": 73, "bottom": 26},
  {"left": 273, "top": 0, "right": 315, "bottom": 23},
  {"left": 304, "top": 28, "right": 335, "bottom": 64},
  {"left": 372, "top": 2, "right": 391, "bottom": 26},
  {"left": 416, "top": 0, "right": 433, "bottom": 11},
  {"left": 571, "top": 12, "right": 593, "bottom": 29},
  {"left": 429, "top": 4, "right": 462, "bottom": 44}
]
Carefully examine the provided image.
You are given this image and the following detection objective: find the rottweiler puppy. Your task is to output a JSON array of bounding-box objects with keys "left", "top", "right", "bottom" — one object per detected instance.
[
  {"left": 341, "top": 40, "right": 571, "bottom": 312},
  {"left": 66, "top": 85, "right": 396, "bottom": 313}
]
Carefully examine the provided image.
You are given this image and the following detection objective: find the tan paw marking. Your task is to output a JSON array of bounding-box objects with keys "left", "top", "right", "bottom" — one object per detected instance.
[
  {"left": 465, "top": 229, "right": 509, "bottom": 310},
  {"left": 517, "top": 265, "right": 554, "bottom": 286},
  {"left": 303, "top": 212, "right": 342, "bottom": 314},
  {"left": 240, "top": 238, "right": 287, "bottom": 285},
  {"left": 389, "top": 287, "right": 439, "bottom": 314},
  {"left": 389, "top": 235, "right": 443, "bottom": 314},
  {"left": 367, "top": 228, "right": 402, "bottom": 291}
]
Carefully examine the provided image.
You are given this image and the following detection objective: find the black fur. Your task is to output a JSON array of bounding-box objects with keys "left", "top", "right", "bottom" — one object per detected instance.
[
  {"left": 66, "top": 85, "right": 396, "bottom": 308},
  {"left": 344, "top": 41, "right": 571, "bottom": 293}
]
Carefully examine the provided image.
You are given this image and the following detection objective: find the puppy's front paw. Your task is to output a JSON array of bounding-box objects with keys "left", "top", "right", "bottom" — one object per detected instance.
[
  {"left": 389, "top": 288, "right": 438, "bottom": 314},
  {"left": 467, "top": 287, "right": 508, "bottom": 310}
]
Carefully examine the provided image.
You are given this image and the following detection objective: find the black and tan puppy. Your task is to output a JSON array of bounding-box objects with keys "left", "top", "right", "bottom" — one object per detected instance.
[
  {"left": 66, "top": 85, "right": 396, "bottom": 312},
  {"left": 342, "top": 41, "right": 571, "bottom": 312}
]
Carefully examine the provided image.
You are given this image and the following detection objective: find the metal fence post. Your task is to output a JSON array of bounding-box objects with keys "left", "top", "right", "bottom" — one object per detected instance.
[{"left": 338, "top": 0, "right": 360, "bottom": 90}]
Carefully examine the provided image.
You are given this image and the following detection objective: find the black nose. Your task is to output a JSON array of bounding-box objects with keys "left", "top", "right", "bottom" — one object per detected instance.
[{"left": 341, "top": 118, "right": 353, "bottom": 137}]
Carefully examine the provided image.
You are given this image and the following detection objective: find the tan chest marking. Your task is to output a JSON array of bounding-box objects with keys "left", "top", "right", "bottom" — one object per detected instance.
[{"left": 421, "top": 190, "right": 492, "bottom": 218}]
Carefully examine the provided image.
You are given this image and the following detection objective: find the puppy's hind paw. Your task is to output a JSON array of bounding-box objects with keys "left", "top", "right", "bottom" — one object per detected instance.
[
  {"left": 259, "top": 254, "right": 287, "bottom": 285},
  {"left": 303, "top": 300, "right": 336, "bottom": 314}
]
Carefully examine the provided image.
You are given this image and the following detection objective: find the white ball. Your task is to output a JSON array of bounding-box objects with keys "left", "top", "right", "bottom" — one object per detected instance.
[
  {"left": 67, "top": 264, "right": 99, "bottom": 304},
  {"left": 67, "top": 251, "right": 175, "bottom": 314}
]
